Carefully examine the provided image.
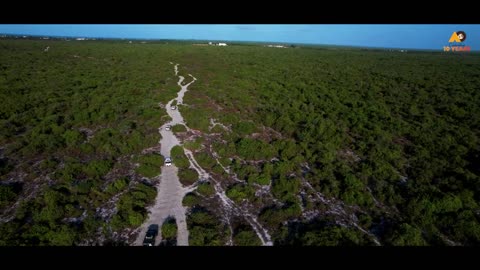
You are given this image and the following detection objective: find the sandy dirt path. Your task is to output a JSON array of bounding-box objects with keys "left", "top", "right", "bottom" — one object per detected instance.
[
  {"left": 134, "top": 63, "right": 272, "bottom": 246},
  {"left": 133, "top": 64, "right": 196, "bottom": 246}
]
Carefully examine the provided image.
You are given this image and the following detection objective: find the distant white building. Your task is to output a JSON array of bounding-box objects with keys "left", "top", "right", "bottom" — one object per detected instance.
[
  {"left": 267, "top": 44, "right": 286, "bottom": 48},
  {"left": 76, "top": 38, "right": 86, "bottom": 41},
  {"left": 218, "top": 43, "right": 227, "bottom": 46},
  {"left": 208, "top": 42, "right": 212, "bottom": 45}
]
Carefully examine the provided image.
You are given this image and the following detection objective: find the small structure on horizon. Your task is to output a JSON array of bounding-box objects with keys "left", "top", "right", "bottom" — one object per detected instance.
[
  {"left": 267, "top": 44, "right": 287, "bottom": 48},
  {"left": 206, "top": 42, "right": 227, "bottom": 46}
]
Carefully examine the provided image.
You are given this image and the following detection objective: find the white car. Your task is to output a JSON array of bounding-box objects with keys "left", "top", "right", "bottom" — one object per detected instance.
[
  {"left": 171, "top": 105, "right": 177, "bottom": 110},
  {"left": 165, "top": 125, "right": 171, "bottom": 131},
  {"left": 165, "top": 157, "right": 172, "bottom": 166}
]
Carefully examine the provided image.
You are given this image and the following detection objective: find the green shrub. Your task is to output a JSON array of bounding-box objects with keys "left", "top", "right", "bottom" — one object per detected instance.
[
  {"left": 172, "top": 124, "right": 187, "bottom": 133},
  {"left": 236, "top": 138, "right": 277, "bottom": 160},
  {"left": 162, "top": 218, "right": 177, "bottom": 240},
  {"left": 187, "top": 208, "right": 226, "bottom": 246},
  {"left": 0, "top": 158, "right": 14, "bottom": 176},
  {"left": 197, "top": 182, "right": 215, "bottom": 197},
  {"left": 63, "top": 130, "right": 85, "bottom": 146},
  {"left": 171, "top": 146, "right": 189, "bottom": 169},
  {"left": 226, "top": 184, "right": 255, "bottom": 204},
  {"left": 182, "top": 192, "right": 200, "bottom": 207},
  {"left": 111, "top": 183, "right": 157, "bottom": 230},
  {"left": 83, "top": 159, "right": 113, "bottom": 179},
  {"left": 233, "top": 230, "right": 262, "bottom": 246},
  {"left": 195, "top": 152, "right": 216, "bottom": 170},
  {"left": 106, "top": 177, "right": 129, "bottom": 194},
  {"left": 184, "top": 137, "right": 203, "bottom": 151},
  {"left": 135, "top": 153, "right": 164, "bottom": 178},
  {"left": 210, "top": 124, "right": 226, "bottom": 134},
  {"left": 233, "top": 121, "right": 257, "bottom": 136},
  {"left": 386, "top": 223, "right": 428, "bottom": 246},
  {"left": 136, "top": 163, "right": 160, "bottom": 178},
  {"left": 0, "top": 185, "right": 17, "bottom": 207},
  {"left": 178, "top": 168, "right": 199, "bottom": 186}
]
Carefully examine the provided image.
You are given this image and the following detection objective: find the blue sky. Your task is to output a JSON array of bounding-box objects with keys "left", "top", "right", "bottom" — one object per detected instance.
[{"left": 1, "top": 24, "right": 479, "bottom": 50}]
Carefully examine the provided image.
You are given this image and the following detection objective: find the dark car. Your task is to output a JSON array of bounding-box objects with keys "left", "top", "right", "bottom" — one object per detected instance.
[{"left": 143, "top": 224, "right": 159, "bottom": 246}]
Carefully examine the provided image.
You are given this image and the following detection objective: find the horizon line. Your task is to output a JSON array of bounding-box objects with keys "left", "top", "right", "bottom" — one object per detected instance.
[{"left": 1, "top": 32, "right": 478, "bottom": 53}]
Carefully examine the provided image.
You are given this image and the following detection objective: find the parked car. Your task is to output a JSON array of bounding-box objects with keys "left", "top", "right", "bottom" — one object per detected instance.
[
  {"left": 165, "top": 125, "right": 172, "bottom": 131},
  {"left": 165, "top": 157, "right": 172, "bottom": 166},
  {"left": 171, "top": 105, "right": 177, "bottom": 110},
  {"left": 143, "top": 224, "right": 159, "bottom": 246}
]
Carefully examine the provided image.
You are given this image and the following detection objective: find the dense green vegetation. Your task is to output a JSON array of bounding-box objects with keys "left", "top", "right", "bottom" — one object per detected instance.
[
  {"left": 171, "top": 124, "right": 187, "bottom": 133},
  {"left": 0, "top": 39, "right": 179, "bottom": 245},
  {"left": 183, "top": 137, "right": 203, "bottom": 151},
  {"left": 226, "top": 183, "right": 255, "bottom": 204},
  {"left": 232, "top": 224, "right": 262, "bottom": 246},
  {"left": 181, "top": 105, "right": 211, "bottom": 132},
  {"left": 0, "top": 184, "right": 19, "bottom": 208},
  {"left": 178, "top": 168, "right": 199, "bottom": 186},
  {"left": 160, "top": 216, "right": 177, "bottom": 246},
  {"left": 0, "top": 178, "right": 156, "bottom": 245},
  {"left": 135, "top": 153, "right": 164, "bottom": 178},
  {"left": 170, "top": 145, "right": 189, "bottom": 169},
  {"left": 110, "top": 182, "right": 156, "bottom": 230},
  {"left": 178, "top": 45, "right": 480, "bottom": 245},
  {"left": 187, "top": 206, "right": 228, "bottom": 246},
  {"left": 1, "top": 38, "right": 479, "bottom": 245},
  {"left": 196, "top": 182, "right": 215, "bottom": 197},
  {"left": 182, "top": 192, "right": 200, "bottom": 207},
  {"left": 195, "top": 152, "right": 217, "bottom": 170}
]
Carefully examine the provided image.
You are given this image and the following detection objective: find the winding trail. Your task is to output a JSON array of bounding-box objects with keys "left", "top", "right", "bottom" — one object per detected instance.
[
  {"left": 133, "top": 64, "right": 196, "bottom": 246},
  {"left": 302, "top": 179, "right": 381, "bottom": 246},
  {"left": 209, "top": 149, "right": 273, "bottom": 245},
  {"left": 134, "top": 62, "right": 272, "bottom": 246}
]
